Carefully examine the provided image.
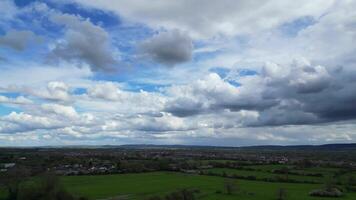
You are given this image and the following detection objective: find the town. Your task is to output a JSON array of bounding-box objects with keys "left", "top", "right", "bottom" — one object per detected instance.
[{"left": 1, "top": 145, "right": 356, "bottom": 200}]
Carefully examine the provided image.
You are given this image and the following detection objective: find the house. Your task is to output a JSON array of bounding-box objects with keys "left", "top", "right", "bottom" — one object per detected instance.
[{"left": 3, "top": 163, "right": 16, "bottom": 168}]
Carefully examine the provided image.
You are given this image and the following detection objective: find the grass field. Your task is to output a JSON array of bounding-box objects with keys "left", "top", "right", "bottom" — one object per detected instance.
[
  {"left": 202, "top": 167, "right": 327, "bottom": 182},
  {"left": 1, "top": 165, "right": 355, "bottom": 200},
  {"left": 0, "top": 188, "right": 5, "bottom": 200},
  {"left": 247, "top": 164, "right": 292, "bottom": 171},
  {"left": 58, "top": 172, "right": 356, "bottom": 200},
  {"left": 248, "top": 165, "right": 339, "bottom": 174},
  {"left": 238, "top": 164, "right": 355, "bottom": 184}
]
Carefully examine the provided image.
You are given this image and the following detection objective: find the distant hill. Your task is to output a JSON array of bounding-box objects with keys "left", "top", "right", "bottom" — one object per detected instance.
[
  {"left": 237, "top": 143, "right": 356, "bottom": 151},
  {"left": 1, "top": 143, "right": 356, "bottom": 151},
  {"left": 116, "top": 143, "right": 356, "bottom": 151}
]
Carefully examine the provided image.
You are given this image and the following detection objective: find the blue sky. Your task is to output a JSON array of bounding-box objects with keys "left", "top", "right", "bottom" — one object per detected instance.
[{"left": 0, "top": 0, "right": 356, "bottom": 146}]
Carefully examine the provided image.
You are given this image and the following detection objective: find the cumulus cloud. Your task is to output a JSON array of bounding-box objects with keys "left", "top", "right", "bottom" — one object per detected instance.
[
  {"left": 87, "top": 82, "right": 122, "bottom": 101},
  {"left": 41, "top": 104, "right": 79, "bottom": 119},
  {"left": 0, "top": 30, "right": 40, "bottom": 51},
  {"left": 8, "top": 81, "right": 73, "bottom": 102},
  {"left": 42, "top": 82, "right": 71, "bottom": 101},
  {"left": 0, "top": 112, "right": 64, "bottom": 133},
  {"left": 257, "top": 60, "right": 356, "bottom": 124},
  {"left": 260, "top": 58, "right": 332, "bottom": 95},
  {"left": 49, "top": 13, "right": 118, "bottom": 71},
  {"left": 161, "top": 56, "right": 356, "bottom": 127},
  {"left": 98, "top": 113, "right": 196, "bottom": 136},
  {"left": 140, "top": 30, "right": 193, "bottom": 66},
  {"left": 164, "top": 73, "right": 276, "bottom": 117},
  {"left": 0, "top": 96, "right": 32, "bottom": 105},
  {"left": 83, "top": 82, "right": 166, "bottom": 114},
  {"left": 0, "top": 102, "right": 96, "bottom": 135}
]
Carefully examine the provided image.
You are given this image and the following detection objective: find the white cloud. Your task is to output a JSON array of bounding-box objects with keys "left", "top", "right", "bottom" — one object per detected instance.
[
  {"left": 83, "top": 82, "right": 166, "bottom": 114},
  {"left": 41, "top": 104, "right": 78, "bottom": 119},
  {"left": 87, "top": 82, "right": 122, "bottom": 101},
  {"left": 74, "top": 0, "right": 335, "bottom": 38},
  {"left": 1, "top": 112, "right": 64, "bottom": 133},
  {"left": 26, "top": 81, "right": 72, "bottom": 102},
  {"left": 0, "top": 95, "right": 32, "bottom": 104},
  {"left": 0, "top": 64, "right": 92, "bottom": 88}
]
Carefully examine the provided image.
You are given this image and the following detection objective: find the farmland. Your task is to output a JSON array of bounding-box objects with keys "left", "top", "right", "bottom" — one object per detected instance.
[
  {"left": 1, "top": 146, "right": 356, "bottom": 200},
  {"left": 1, "top": 170, "right": 355, "bottom": 200},
  {"left": 60, "top": 171, "right": 356, "bottom": 200}
]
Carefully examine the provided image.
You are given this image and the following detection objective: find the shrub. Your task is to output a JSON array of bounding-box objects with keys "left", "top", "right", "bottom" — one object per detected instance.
[
  {"left": 309, "top": 188, "right": 343, "bottom": 197},
  {"left": 164, "top": 189, "right": 196, "bottom": 200},
  {"left": 146, "top": 196, "right": 163, "bottom": 200}
]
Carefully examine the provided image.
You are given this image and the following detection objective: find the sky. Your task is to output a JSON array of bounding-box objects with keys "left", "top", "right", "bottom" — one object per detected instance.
[{"left": 0, "top": 0, "right": 356, "bottom": 146}]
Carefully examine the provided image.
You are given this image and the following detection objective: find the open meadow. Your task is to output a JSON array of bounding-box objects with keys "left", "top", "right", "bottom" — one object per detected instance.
[
  {"left": 2, "top": 164, "right": 355, "bottom": 200},
  {"left": 60, "top": 171, "right": 356, "bottom": 200},
  {"left": 1, "top": 147, "right": 355, "bottom": 200}
]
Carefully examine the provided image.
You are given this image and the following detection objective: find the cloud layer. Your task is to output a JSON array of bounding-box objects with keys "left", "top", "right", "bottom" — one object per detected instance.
[
  {"left": 0, "top": 0, "right": 356, "bottom": 146},
  {"left": 75, "top": 0, "right": 335, "bottom": 38}
]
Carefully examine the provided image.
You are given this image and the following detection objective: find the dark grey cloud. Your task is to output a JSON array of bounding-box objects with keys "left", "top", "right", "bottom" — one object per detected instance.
[
  {"left": 49, "top": 13, "right": 118, "bottom": 71},
  {"left": 140, "top": 30, "right": 193, "bottom": 66},
  {"left": 300, "top": 84, "right": 356, "bottom": 122},
  {"left": 0, "top": 30, "right": 39, "bottom": 51},
  {"left": 217, "top": 98, "right": 279, "bottom": 112},
  {"left": 258, "top": 67, "right": 356, "bottom": 125},
  {"left": 162, "top": 59, "right": 356, "bottom": 127},
  {"left": 164, "top": 97, "right": 206, "bottom": 117}
]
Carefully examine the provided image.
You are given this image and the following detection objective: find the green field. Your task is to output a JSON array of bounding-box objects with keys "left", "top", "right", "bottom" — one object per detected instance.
[
  {"left": 1, "top": 167, "right": 355, "bottom": 200},
  {"left": 202, "top": 167, "right": 327, "bottom": 183},
  {"left": 234, "top": 164, "right": 355, "bottom": 184},
  {"left": 248, "top": 165, "right": 339, "bottom": 174},
  {"left": 58, "top": 172, "right": 356, "bottom": 200},
  {"left": 247, "top": 164, "right": 293, "bottom": 171}
]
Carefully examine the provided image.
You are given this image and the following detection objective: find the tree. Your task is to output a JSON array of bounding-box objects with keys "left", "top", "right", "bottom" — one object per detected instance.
[
  {"left": 0, "top": 166, "right": 30, "bottom": 200},
  {"left": 222, "top": 171, "right": 227, "bottom": 177},
  {"left": 347, "top": 176, "right": 356, "bottom": 186},
  {"left": 16, "top": 172, "right": 87, "bottom": 200},
  {"left": 276, "top": 188, "right": 287, "bottom": 200},
  {"left": 224, "top": 179, "right": 238, "bottom": 195},
  {"left": 297, "top": 159, "right": 313, "bottom": 169},
  {"left": 280, "top": 167, "right": 289, "bottom": 181}
]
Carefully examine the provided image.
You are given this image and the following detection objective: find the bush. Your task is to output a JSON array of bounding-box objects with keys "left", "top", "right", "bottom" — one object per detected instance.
[
  {"left": 346, "top": 186, "right": 356, "bottom": 192},
  {"left": 309, "top": 188, "right": 343, "bottom": 197},
  {"left": 146, "top": 196, "right": 163, "bottom": 200},
  {"left": 147, "top": 189, "right": 197, "bottom": 200},
  {"left": 165, "top": 189, "right": 196, "bottom": 200}
]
